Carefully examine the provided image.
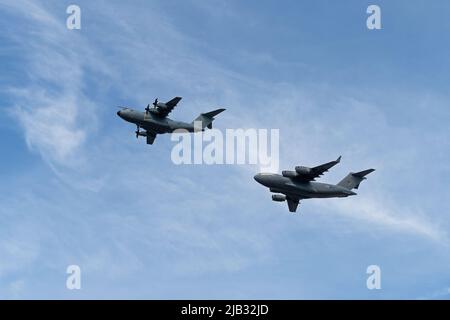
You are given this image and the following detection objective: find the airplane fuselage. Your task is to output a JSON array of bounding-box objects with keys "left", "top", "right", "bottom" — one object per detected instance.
[
  {"left": 254, "top": 173, "right": 356, "bottom": 199},
  {"left": 117, "top": 108, "right": 198, "bottom": 134}
]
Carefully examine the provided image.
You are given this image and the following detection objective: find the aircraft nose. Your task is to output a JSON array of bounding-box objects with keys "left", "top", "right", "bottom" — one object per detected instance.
[
  {"left": 117, "top": 110, "right": 126, "bottom": 120},
  {"left": 254, "top": 174, "right": 268, "bottom": 185}
]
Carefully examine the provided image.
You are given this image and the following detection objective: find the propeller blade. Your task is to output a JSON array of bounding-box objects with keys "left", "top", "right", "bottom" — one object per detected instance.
[{"left": 153, "top": 98, "right": 158, "bottom": 107}]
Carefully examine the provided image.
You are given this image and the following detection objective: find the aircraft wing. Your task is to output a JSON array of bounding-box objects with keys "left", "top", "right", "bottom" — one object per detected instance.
[
  {"left": 146, "top": 131, "right": 157, "bottom": 145},
  {"left": 157, "top": 97, "right": 182, "bottom": 117},
  {"left": 286, "top": 197, "right": 300, "bottom": 213},
  {"left": 269, "top": 188, "right": 302, "bottom": 213},
  {"left": 293, "top": 156, "right": 341, "bottom": 182}
]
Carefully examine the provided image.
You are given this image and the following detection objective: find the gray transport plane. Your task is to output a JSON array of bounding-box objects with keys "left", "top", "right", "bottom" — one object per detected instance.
[
  {"left": 254, "top": 156, "right": 375, "bottom": 213},
  {"left": 117, "top": 97, "right": 225, "bottom": 144}
]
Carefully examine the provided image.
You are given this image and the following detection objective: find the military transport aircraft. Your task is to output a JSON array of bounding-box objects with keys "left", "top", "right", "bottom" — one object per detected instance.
[
  {"left": 117, "top": 97, "right": 225, "bottom": 144},
  {"left": 254, "top": 156, "right": 375, "bottom": 213}
]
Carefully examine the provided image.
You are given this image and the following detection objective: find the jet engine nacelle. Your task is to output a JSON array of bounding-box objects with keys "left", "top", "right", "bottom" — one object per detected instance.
[
  {"left": 295, "top": 166, "right": 312, "bottom": 175},
  {"left": 282, "top": 170, "right": 298, "bottom": 178},
  {"left": 272, "top": 194, "right": 286, "bottom": 202}
]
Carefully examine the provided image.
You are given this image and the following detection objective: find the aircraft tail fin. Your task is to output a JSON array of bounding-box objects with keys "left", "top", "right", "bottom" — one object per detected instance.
[
  {"left": 192, "top": 108, "right": 225, "bottom": 130},
  {"left": 337, "top": 169, "right": 375, "bottom": 190}
]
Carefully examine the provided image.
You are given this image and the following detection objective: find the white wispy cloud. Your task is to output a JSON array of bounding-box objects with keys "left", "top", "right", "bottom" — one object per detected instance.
[
  {"left": 316, "top": 196, "right": 448, "bottom": 243},
  {"left": 9, "top": 89, "right": 87, "bottom": 167},
  {"left": 3, "top": 0, "right": 110, "bottom": 171},
  {"left": 418, "top": 286, "right": 450, "bottom": 300}
]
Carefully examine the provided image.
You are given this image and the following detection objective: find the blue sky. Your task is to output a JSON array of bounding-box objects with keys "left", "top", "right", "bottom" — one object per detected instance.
[{"left": 0, "top": 0, "right": 449, "bottom": 299}]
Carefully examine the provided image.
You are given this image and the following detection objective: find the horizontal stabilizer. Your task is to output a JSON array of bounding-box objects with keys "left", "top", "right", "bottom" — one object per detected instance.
[
  {"left": 192, "top": 108, "right": 226, "bottom": 130},
  {"left": 201, "top": 108, "right": 226, "bottom": 118},
  {"left": 337, "top": 168, "right": 375, "bottom": 190},
  {"left": 353, "top": 169, "right": 375, "bottom": 178}
]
